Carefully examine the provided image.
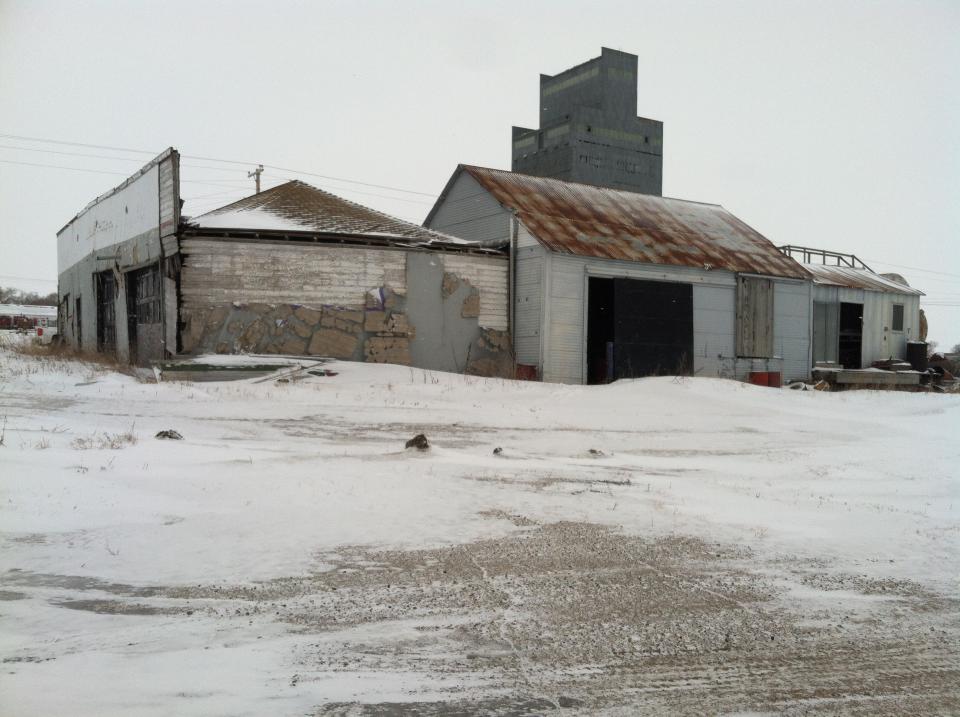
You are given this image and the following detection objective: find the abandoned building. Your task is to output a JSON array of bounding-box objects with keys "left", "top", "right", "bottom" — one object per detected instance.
[
  {"left": 425, "top": 165, "right": 812, "bottom": 385},
  {"left": 56, "top": 47, "right": 928, "bottom": 386},
  {"left": 56, "top": 149, "right": 511, "bottom": 375},
  {"left": 512, "top": 48, "right": 664, "bottom": 196},
  {"left": 779, "top": 246, "right": 923, "bottom": 369}
]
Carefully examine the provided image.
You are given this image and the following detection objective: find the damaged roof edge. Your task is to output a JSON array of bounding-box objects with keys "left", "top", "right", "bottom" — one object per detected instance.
[
  {"left": 57, "top": 147, "right": 178, "bottom": 236},
  {"left": 179, "top": 226, "right": 508, "bottom": 256}
]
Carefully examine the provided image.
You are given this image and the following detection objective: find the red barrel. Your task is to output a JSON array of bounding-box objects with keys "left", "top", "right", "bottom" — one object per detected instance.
[
  {"left": 766, "top": 371, "right": 781, "bottom": 387},
  {"left": 749, "top": 371, "right": 768, "bottom": 386}
]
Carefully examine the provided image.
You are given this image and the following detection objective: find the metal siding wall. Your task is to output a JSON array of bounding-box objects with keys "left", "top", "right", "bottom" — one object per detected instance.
[
  {"left": 517, "top": 223, "right": 540, "bottom": 249},
  {"left": 425, "top": 172, "right": 511, "bottom": 245},
  {"left": 441, "top": 254, "right": 509, "bottom": 330},
  {"left": 863, "top": 291, "right": 919, "bottom": 365},
  {"left": 811, "top": 285, "right": 918, "bottom": 366},
  {"left": 774, "top": 280, "right": 812, "bottom": 381},
  {"left": 515, "top": 245, "right": 544, "bottom": 366},
  {"left": 543, "top": 255, "right": 586, "bottom": 383},
  {"left": 693, "top": 285, "right": 736, "bottom": 377},
  {"left": 180, "top": 239, "right": 407, "bottom": 309},
  {"left": 543, "top": 255, "right": 740, "bottom": 384}
]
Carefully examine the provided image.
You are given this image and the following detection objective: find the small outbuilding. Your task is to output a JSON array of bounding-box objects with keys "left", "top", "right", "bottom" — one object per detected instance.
[
  {"left": 779, "top": 247, "right": 923, "bottom": 369},
  {"left": 426, "top": 166, "right": 813, "bottom": 384}
]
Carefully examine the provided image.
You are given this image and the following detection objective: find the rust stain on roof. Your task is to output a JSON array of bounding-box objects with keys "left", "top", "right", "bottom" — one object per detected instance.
[
  {"left": 461, "top": 166, "right": 809, "bottom": 279},
  {"left": 190, "top": 180, "right": 471, "bottom": 248},
  {"left": 804, "top": 264, "right": 923, "bottom": 295}
]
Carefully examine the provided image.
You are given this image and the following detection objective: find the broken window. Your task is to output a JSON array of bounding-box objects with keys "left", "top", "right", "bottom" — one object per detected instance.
[
  {"left": 892, "top": 303, "right": 904, "bottom": 332},
  {"left": 736, "top": 276, "right": 774, "bottom": 358}
]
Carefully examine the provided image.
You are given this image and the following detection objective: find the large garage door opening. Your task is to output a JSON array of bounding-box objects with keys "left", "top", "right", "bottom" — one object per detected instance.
[{"left": 587, "top": 277, "right": 693, "bottom": 384}]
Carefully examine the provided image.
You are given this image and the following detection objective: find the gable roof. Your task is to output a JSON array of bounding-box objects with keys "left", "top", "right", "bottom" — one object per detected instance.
[
  {"left": 188, "top": 180, "right": 475, "bottom": 249},
  {"left": 803, "top": 264, "right": 923, "bottom": 296},
  {"left": 429, "top": 165, "right": 809, "bottom": 279}
]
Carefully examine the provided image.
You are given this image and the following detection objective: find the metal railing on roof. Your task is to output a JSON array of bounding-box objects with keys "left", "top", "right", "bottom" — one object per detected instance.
[{"left": 777, "top": 245, "right": 873, "bottom": 272}]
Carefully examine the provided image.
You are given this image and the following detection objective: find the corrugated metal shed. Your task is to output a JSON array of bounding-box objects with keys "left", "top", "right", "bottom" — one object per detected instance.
[
  {"left": 189, "top": 180, "right": 477, "bottom": 249},
  {"left": 804, "top": 264, "right": 923, "bottom": 296},
  {"left": 450, "top": 166, "right": 809, "bottom": 279}
]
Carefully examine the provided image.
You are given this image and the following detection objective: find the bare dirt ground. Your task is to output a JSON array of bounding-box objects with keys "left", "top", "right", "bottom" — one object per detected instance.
[{"left": 5, "top": 519, "right": 958, "bottom": 715}]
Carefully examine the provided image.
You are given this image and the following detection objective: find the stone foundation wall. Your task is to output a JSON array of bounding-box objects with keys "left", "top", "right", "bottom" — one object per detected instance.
[
  {"left": 178, "top": 242, "right": 515, "bottom": 377},
  {"left": 181, "top": 286, "right": 413, "bottom": 365}
]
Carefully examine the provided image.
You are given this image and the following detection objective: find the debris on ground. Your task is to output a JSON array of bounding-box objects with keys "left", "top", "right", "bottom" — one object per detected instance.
[
  {"left": 813, "top": 380, "right": 831, "bottom": 391},
  {"left": 308, "top": 369, "right": 339, "bottom": 377},
  {"left": 588, "top": 448, "right": 605, "bottom": 456},
  {"left": 405, "top": 434, "right": 429, "bottom": 450},
  {"left": 155, "top": 430, "right": 183, "bottom": 440},
  {"left": 493, "top": 447, "right": 503, "bottom": 455}
]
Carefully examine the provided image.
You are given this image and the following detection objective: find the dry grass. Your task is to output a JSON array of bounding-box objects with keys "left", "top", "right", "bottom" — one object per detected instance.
[
  {"left": 4, "top": 336, "right": 128, "bottom": 371},
  {"left": 70, "top": 427, "right": 138, "bottom": 451}
]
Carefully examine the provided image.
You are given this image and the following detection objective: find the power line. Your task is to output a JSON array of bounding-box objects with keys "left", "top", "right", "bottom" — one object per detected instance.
[
  {"left": 865, "top": 258, "right": 960, "bottom": 280},
  {"left": 0, "top": 132, "right": 440, "bottom": 198},
  {"left": 0, "top": 158, "right": 265, "bottom": 191},
  {"left": 0, "top": 133, "right": 157, "bottom": 156}
]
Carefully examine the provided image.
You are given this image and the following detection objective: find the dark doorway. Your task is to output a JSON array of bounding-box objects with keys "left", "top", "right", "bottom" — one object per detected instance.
[
  {"left": 838, "top": 302, "right": 863, "bottom": 369},
  {"left": 75, "top": 296, "right": 82, "bottom": 346},
  {"left": 96, "top": 271, "right": 117, "bottom": 353},
  {"left": 587, "top": 277, "right": 693, "bottom": 383},
  {"left": 587, "top": 278, "right": 615, "bottom": 383},
  {"left": 126, "top": 264, "right": 163, "bottom": 365}
]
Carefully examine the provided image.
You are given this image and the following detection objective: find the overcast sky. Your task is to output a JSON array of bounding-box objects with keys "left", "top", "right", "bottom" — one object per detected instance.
[{"left": 1, "top": 0, "right": 958, "bottom": 347}]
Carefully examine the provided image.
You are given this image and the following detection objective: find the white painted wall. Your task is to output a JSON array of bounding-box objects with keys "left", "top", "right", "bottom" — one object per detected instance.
[
  {"left": 812, "top": 284, "right": 920, "bottom": 366},
  {"left": 57, "top": 165, "right": 160, "bottom": 274}
]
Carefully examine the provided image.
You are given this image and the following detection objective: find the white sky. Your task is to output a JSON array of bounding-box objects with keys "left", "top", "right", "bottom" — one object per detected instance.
[{"left": 1, "top": 0, "right": 958, "bottom": 348}]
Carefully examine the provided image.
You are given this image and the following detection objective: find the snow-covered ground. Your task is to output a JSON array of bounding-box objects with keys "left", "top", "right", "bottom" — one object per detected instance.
[{"left": 1, "top": 339, "right": 958, "bottom": 715}]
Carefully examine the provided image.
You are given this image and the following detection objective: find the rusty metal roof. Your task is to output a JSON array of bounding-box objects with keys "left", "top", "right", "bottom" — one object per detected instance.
[
  {"left": 458, "top": 166, "right": 809, "bottom": 279},
  {"left": 189, "top": 180, "right": 475, "bottom": 248},
  {"left": 803, "top": 264, "right": 923, "bottom": 295}
]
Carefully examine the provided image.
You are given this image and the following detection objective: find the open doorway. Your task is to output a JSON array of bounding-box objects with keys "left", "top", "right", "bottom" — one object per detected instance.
[
  {"left": 587, "top": 277, "right": 693, "bottom": 383},
  {"left": 96, "top": 270, "right": 117, "bottom": 353},
  {"left": 839, "top": 302, "right": 863, "bottom": 369}
]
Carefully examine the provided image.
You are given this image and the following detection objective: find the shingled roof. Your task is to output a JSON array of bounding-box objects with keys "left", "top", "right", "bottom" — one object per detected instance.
[
  {"left": 433, "top": 166, "right": 809, "bottom": 279},
  {"left": 189, "top": 180, "right": 472, "bottom": 248}
]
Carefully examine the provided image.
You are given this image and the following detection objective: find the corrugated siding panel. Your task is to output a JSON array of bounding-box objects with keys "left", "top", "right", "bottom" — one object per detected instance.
[
  {"left": 773, "top": 281, "right": 811, "bottom": 381},
  {"left": 426, "top": 172, "right": 511, "bottom": 245},
  {"left": 517, "top": 223, "right": 539, "bottom": 249},
  {"left": 442, "top": 254, "right": 509, "bottom": 330},
  {"left": 180, "top": 238, "right": 406, "bottom": 309},
  {"left": 515, "top": 246, "right": 544, "bottom": 366},
  {"left": 544, "top": 256, "right": 586, "bottom": 384},
  {"left": 693, "top": 284, "right": 736, "bottom": 377}
]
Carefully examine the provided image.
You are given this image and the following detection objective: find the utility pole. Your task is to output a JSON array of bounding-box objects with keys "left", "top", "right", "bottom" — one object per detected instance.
[{"left": 248, "top": 164, "right": 264, "bottom": 194}]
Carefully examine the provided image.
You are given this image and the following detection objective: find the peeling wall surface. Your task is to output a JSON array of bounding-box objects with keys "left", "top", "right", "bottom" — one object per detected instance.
[{"left": 178, "top": 237, "right": 512, "bottom": 376}]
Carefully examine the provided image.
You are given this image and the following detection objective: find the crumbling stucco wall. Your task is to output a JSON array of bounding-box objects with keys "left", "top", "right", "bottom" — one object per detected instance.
[
  {"left": 405, "top": 253, "right": 513, "bottom": 376},
  {"left": 178, "top": 237, "right": 513, "bottom": 376}
]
